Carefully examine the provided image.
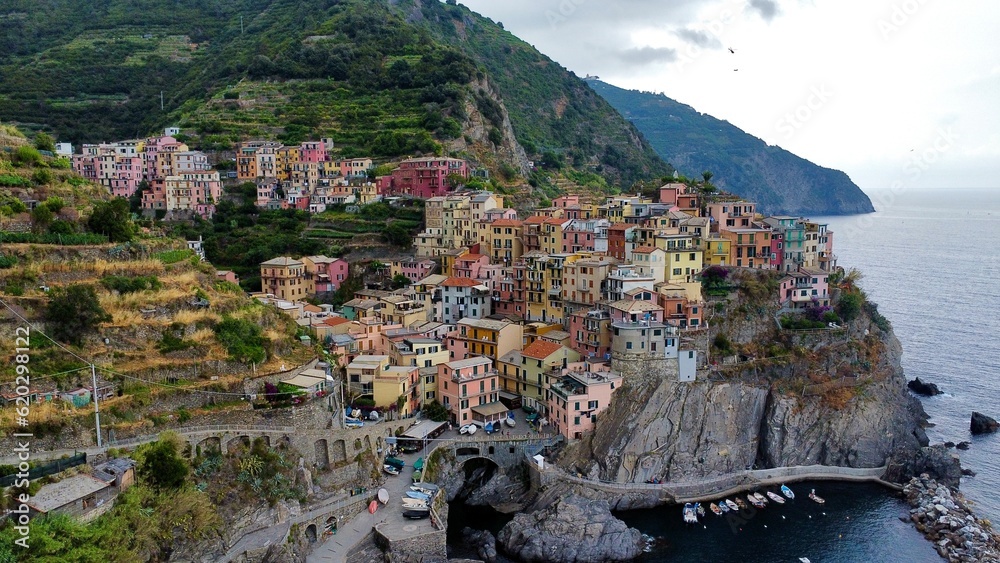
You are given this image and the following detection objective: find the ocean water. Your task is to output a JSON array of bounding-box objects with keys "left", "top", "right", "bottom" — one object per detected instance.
[
  {"left": 447, "top": 188, "right": 1000, "bottom": 560},
  {"left": 817, "top": 187, "right": 1000, "bottom": 524}
]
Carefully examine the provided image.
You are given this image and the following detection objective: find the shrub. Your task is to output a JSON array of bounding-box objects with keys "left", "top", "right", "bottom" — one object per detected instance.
[
  {"left": 101, "top": 275, "right": 162, "bottom": 294},
  {"left": 32, "top": 168, "right": 54, "bottom": 185},
  {"left": 44, "top": 284, "right": 111, "bottom": 345},
  {"left": 836, "top": 291, "right": 863, "bottom": 322},
  {"left": 13, "top": 145, "right": 43, "bottom": 166},
  {"left": 88, "top": 198, "right": 135, "bottom": 242},
  {"left": 0, "top": 173, "right": 31, "bottom": 187},
  {"left": 214, "top": 316, "right": 267, "bottom": 364}
]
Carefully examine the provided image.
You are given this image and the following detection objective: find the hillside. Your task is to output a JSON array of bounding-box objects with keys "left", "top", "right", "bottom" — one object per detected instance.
[
  {"left": 588, "top": 80, "right": 875, "bottom": 215},
  {"left": 0, "top": 0, "right": 670, "bottom": 186}
]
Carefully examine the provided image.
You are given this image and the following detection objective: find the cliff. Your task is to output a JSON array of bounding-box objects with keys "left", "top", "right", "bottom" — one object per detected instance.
[
  {"left": 588, "top": 79, "right": 875, "bottom": 215},
  {"left": 557, "top": 298, "right": 945, "bottom": 486}
]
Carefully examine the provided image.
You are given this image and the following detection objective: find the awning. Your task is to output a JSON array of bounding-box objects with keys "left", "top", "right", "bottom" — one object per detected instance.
[{"left": 471, "top": 402, "right": 509, "bottom": 418}]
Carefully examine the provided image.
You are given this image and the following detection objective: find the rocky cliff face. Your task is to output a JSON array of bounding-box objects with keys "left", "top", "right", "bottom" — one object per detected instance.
[
  {"left": 447, "top": 76, "right": 531, "bottom": 178},
  {"left": 559, "top": 311, "right": 940, "bottom": 485}
]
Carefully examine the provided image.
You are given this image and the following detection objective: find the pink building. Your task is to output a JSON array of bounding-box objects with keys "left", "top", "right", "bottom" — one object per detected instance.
[
  {"left": 453, "top": 253, "right": 490, "bottom": 279},
  {"left": 567, "top": 309, "right": 611, "bottom": 360},
  {"left": 438, "top": 356, "right": 506, "bottom": 427},
  {"left": 658, "top": 183, "right": 687, "bottom": 206},
  {"left": 770, "top": 229, "right": 784, "bottom": 271},
  {"left": 304, "top": 256, "right": 350, "bottom": 293},
  {"left": 706, "top": 200, "right": 757, "bottom": 233},
  {"left": 216, "top": 270, "right": 240, "bottom": 285},
  {"left": 395, "top": 259, "right": 437, "bottom": 283},
  {"left": 380, "top": 157, "right": 469, "bottom": 198},
  {"left": 109, "top": 156, "right": 144, "bottom": 198},
  {"left": 338, "top": 158, "right": 373, "bottom": 178},
  {"left": 778, "top": 267, "right": 831, "bottom": 309},
  {"left": 299, "top": 141, "right": 328, "bottom": 164},
  {"left": 561, "top": 224, "right": 597, "bottom": 253},
  {"left": 547, "top": 364, "right": 622, "bottom": 440}
]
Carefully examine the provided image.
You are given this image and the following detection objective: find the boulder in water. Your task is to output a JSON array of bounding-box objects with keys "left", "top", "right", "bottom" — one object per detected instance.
[
  {"left": 908, "top": 378, "right": 942, "bottom": 396},
  {"left": 970, "top": 412, "right": 999, "bottom": 435},
  {"left": 956, "top": 441, "right": 971, "bottom": 451},
  {"left": 497, "top": 494, "right": 644, "bottom": 562},
  {"left": 462, "top": 527, "right": 497, "bottom": 563}
]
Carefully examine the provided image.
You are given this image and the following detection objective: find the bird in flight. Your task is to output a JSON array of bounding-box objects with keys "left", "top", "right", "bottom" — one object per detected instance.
[{"left": 728, "top": 47, "right": 736, "bottom": 54}]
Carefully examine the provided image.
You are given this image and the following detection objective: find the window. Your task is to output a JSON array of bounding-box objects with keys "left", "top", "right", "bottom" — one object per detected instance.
[
  {"left": 588, "top": 400, "right": 598, "bottom": 409},
  {"left": 626, "top": 341, "right": 633, "bottom": 349}
]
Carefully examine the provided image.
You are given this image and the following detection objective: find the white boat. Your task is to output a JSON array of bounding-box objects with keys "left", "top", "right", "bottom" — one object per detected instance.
[
  {"left": 753, "top": 492, "right": 768, "bottom": 505},
  {"left": 682, "top": 503, "right": 698, "bottom": 524},
  {"left": 505, "top": 416, "right": 516, "bottom": 428},
  {"left": 401, "top": 499, "right": 428, "bottom": 509},
  {"left": 809, "top": 489, "right": 826, "bottom": 504},
  {"left": 766, "top": 491, "right": 785, "bottom": 504},
  {"left": 748, "top": 494, "right": 765, "bottom": 508},
  {"left": 411, "top": 486, "right": 436, "bottom": 496},
  {"left": 725, "top": 499, "right": 739, "bottom": 511},
  {"left": 781, "top": 485, "right": 795, "bottom": 499},
  {"left": 710, "top": 503, "right": 723, "bottom": 516},
  {"left": 382, "top": 464, "right": 399, "bottom": 476},
  {"left": 718, "top": 501, "right": 730, "bottom": 513},
  {"left": 377, "top": 488, "right": 389, "bottom": 504}
]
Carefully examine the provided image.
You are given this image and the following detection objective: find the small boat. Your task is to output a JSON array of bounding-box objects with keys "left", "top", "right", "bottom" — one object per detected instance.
[
  {"left": 413, "top": 458, "right": 425, "bottom": 471},
  {"left": 696, "top": 503, "right": 705, "bottom": 517},
  {"left": 377, "top": 488, "right": 389, "bottom": 504},
  {"left": 505, "top": 416, "right": 516, "bottom": 428},
  {"left": 406, "top": 491, "right": 430, "bottom": 500},
  {"left": 734, "top": 498, "right": 747, "bottom": 510},
  {"left": 781, "top": 485, "right": 795, "bottom": 499},
  {"left": 412, "top": 470, "right": 422, "bottom": 482},
  {"left": 403, "top": 509, "right": 430, "bottom": 519},
  {"left": 718, "top": 501, "right": 730, "bottom": 513},
  {"left": 351, "top": 408, "right": 362, "bottom": 419},
  {"left": 766, "top": 491, "right": 785, "bottom": 504},
  {"left": 747, "top": 494, "right": 765, "bottom": 508},
  {"left": 401, "top": 499, "right": 428, "bottom": 509},
  {"left": 725, "top": 499, "right": 739, "bottom": 512},
  {"left": 754, "top": 492, "right": 768, "bottom": 505},
  {"left": 368, "top": 500, "right": 378, "bottom": 514},
  {"left": 710, "top": 503, "right": 723, "bottom": 516},
  {"left": 383, "top": 464, "right": 399, "bottom": 476},
  {"left": 411, "top": 486, "right": 435, "bottom": 496},
  {"left": 799, "top": 559, "right": 811, "bottom": 563},
  {"left": 682, "top": 503, "right": 698, "bottom": 524},
  {"left": 809, "top": 489, "right": 825, "bottom": 504},
  {"left": 385, "top": 456, "right": 405, "bottom": 470},
  {"left": 485, "top": 422, "right": 495, "bottom": 434},
  {"left": 465, "top": 424, "right": 477, "bottom": 435}
]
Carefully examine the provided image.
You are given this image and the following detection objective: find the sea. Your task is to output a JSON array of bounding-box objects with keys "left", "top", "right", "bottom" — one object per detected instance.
[{"left": 447, "top": 187, "right": 1000, "bottom": 562}]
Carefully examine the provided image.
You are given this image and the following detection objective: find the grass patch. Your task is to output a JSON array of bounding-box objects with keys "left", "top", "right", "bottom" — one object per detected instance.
[{"left": 155, "top": 249, "right": 194, "bottom": 264}]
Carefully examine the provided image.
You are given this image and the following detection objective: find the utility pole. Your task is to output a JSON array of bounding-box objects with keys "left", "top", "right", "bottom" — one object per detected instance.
[
  {"left": 91, "top": 364, "right": 103, "bottom": 448},
  {"left": 160, "top": 91, "right": 164, "bottom": 111},
  {"left": 241, "top": 15, "right": 244, "bottom": 34}
]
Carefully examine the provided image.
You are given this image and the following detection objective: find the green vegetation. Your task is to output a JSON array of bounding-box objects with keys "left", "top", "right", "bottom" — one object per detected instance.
[
  {"left": 0, "top": 0, "right": 670, "bottom": 187},
  {"left": 214, "top": 315, "right": 268, "bottom": 364},
  {"left": 101, "top": 275, "right": 163, "bottom": 294},
  {"left": 140, "top": 437, "right": 190, "bottom": 490},
  {"left": 44, "top": 284, "right": 112, "bottom": 345},
  {"left": 87, "top": 198, "right": 135, "bottom": 242},
  {"left": 422, "top": 400, "right": 448, "bottom": 422}
]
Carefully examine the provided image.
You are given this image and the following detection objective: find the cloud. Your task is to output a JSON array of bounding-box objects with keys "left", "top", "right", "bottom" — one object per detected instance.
[
  {"left": 748, "top": 0, "right": 780, "bottom": 21},
  {"left": 615, "top": 46, "right": 679, "bottom": 65},
  {"left": 676, "top": 28, "right": 723, "bottom": 49}
]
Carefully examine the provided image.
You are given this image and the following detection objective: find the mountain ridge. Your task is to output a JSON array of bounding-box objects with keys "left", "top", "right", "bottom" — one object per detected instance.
[{"left": 587, "top": 79, "right": 875, "bottom": 215}]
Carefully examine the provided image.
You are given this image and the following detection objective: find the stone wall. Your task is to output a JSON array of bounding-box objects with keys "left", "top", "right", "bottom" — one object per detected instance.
[{"left": 374, "top": 527, "right": 447, "bottom": 563}]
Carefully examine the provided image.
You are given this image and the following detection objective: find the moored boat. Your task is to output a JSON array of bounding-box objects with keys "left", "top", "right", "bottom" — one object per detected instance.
[
  {"left": 413, "top": 458, "right": 424, "bottom": 471},
  {"left": 406, "top": 491, "right": 430, "bottom": 500},
  {"left": 383, "top": 464, "right": 399, "bottom": 476},
  {"left": 734, "top": 498, "right": 747, "bottom": 509},
  {"left": 403, "top": 509, "right": 430, "bottom": 519},
  {"left": 696, "top": 503, "right": 705, "bottom": 517},
  {"left": 682, "top": 503, "right": 698, "bottom": 524},
  {"left": 781, "top": 485, "right": 795, "bottom": 499},
  {"left": 710, "top": 503, "right": 723, "bottom": 516},
  {"left": 748, "top": 493, "right": 765, "bottom": 508},
  {"left": 401, "top": 499, "right": 428, "bottom": 509},
  {"left": 754, "top": 492, "right": 768, "bottom": 505},
  {"left": 766, "top": 491, "right": 786, "bottom": 504},
  {"left": 809, "top": 489, "right": 825, "bottom": 504},
  {"left": 505, "top": 416, "right": 516, "bottom": 427},
  {"left": 725, "top": 499, "right": 739, "bottom": 511}
]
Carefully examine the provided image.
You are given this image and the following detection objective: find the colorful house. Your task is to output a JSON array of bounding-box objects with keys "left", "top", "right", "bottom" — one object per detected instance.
[
  {"left": 547, "top": 366, "right": 622, "bottom": 439},
  {"left": 438, "top": 356, "right": 505, "bottom": 426}
]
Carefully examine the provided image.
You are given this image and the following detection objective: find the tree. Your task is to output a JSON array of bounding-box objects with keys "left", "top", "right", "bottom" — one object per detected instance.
[
  {"left": 34, "top": 132, "right": 55, "bottom": 152},
  {"left": 140, "top": 437, "right": 189, "bottom": 490},
  {"left": 390, "top": 274, "right": 411, "bottom": 289},
  {"left": 44, "top": 284, "right": 111, "bottom": 345},
  {"left": 129, "top": 180, "right": 150, "bottom": 213},
  {"left": 31, "top": 205, "right": 54, "bottom": 232},
  {"left": 422, "top": 400, "right": 449, "bottom": 422},
  {"left": 383, "top": 223, "right": 412, "bottom": 247},
  {"left": 702, "top": 170, "right": 714, "bottom": 183},
  {"left": 836, "top": 291, "right": 863, "bottom": 322},
  {"left": 88, "top": 197, "right": 135, "bottom": 242}
]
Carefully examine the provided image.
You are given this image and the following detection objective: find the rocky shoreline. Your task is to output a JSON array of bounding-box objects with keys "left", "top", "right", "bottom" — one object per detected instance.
[{"left": 904, "top": 475, "right": 1000, "bottom": 562}]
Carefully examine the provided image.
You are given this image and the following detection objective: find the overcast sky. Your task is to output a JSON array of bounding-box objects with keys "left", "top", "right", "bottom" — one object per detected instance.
[{"left": 459, "top": 0, "right": 1000, "bottom": 192}]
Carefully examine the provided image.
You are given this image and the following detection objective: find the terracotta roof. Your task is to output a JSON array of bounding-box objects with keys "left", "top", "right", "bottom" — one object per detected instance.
[
  {"left": 521, "top": 339, "right": 563, "bottom": 360},
  {"left": 608, "top": 224, "right": 632, "bottom": 231},
  {"left": 523, "top": 215, "right": 548, "bottom": 224},
  {"left": 441, "top": 277, "right": 482, "bottom": 287},
  {"left": 302, "top": 304, "right": 322, "bottom": 313},
  {"left": 456, "top": 253, "right": 486, "bottom": 263},
  {"left": 632, "top": 246, "right": 659, "bottom": 253},
  {"left": 323, "top": 317, "right": 350, "bottom": 327}
]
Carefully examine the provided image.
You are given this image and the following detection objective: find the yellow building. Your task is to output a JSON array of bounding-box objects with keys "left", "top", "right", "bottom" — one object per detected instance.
[
  {"left": 488, "top": 219, "right": 524, "bottom": 263},
  {"left": 448, "top": 318, "right": 523, "bottom": 363},
  {"left": 655, "top": 233, "right": 704, "bottom": 283},
  {"left": 543, "top": 253, "right": 581, "bottom": 324},
  {"left": 259, "top": 257, "right": 306, "bottom": 301},
  {"left": 379, "top": 295, "right": 429, "bottom": 327},
  {"left": 388, "top": 337, "right": 449, "bottom": 369},
  {"left": 373, "top": 365, "right": 419, "bottom": 416},
  {"left": 345, "top": 354, "right": 390, "bottom": 396},
  {"left": 540, "top": 218, "right": 570, "bottom": 255},
  {"left": 497, "top": 340, "right": 581, "bottom": 412},
  {"left": 702, "top": 236, "right": 732, "bottom": 267},
  {"left": 276, "top": 146, "right": 300, "bottom": 180}
]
